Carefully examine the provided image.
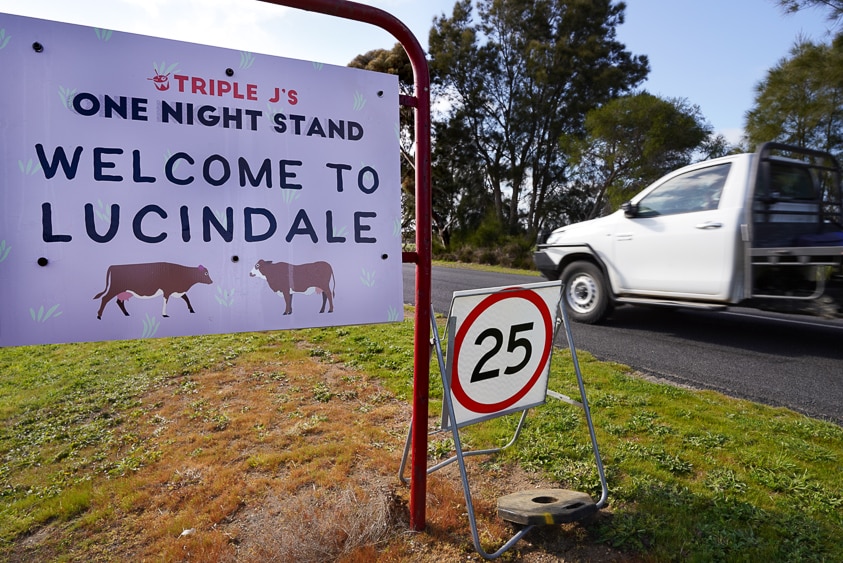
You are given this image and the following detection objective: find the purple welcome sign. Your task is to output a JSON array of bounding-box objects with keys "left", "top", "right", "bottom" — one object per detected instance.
[{"left": 0, "top": 13, "right": 403, "bottom": 346}]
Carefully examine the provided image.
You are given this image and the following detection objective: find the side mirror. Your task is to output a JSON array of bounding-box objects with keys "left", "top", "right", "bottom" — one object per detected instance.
[{"left": 621, "top": 201, "right": 638, "bottom": 218}]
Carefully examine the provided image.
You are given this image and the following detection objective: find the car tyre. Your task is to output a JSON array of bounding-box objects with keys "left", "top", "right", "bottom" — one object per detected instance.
[{"left": 560, "top": 261, "right": 612, "bottom": 324}]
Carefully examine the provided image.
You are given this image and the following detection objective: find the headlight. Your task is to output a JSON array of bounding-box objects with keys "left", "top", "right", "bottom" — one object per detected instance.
[{"left": 545, "top": 229, "right": 566, "bottom": 245}]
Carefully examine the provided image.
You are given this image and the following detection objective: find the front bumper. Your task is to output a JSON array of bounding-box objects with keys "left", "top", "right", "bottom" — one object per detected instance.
[{"left": 533, "top": 250, "right": 559, "bottom": 280}]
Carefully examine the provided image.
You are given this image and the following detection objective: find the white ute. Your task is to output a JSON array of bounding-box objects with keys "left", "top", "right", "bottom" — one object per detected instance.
[{"left": 534, "top": 143, "right": 843, "bottom": 323}]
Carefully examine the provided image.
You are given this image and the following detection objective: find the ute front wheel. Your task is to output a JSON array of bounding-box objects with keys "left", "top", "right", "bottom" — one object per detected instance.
[{"left": 560, "top": 261, "right": 612, "bottom": 324}]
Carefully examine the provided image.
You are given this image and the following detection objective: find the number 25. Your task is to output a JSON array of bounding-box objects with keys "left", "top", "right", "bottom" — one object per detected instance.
[{"left": 470, "top": 322, "right": 534, "bottom": 382}]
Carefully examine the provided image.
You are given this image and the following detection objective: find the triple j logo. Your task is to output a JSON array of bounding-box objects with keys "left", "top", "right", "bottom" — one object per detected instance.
[{"left": 148, "top": 61, "right": 179, "bottom": 91}]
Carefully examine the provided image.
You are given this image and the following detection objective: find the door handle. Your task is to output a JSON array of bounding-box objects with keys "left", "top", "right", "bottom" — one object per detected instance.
[{"left": 695, "top": 221, "right": 723, "bottom": 229}]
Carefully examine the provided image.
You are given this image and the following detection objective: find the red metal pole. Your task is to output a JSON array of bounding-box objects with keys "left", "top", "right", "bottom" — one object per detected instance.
[{"left": 259, "top": 0, "right": 432, "bottom": 531}]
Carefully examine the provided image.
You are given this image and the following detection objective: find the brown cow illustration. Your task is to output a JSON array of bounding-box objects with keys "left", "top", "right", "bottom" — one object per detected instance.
[
  {"left": 250, "top": 260, "right": 335, "bottom": 315},
  {"left": 93, "top": 262, "right": 213, "bottom": 319}
]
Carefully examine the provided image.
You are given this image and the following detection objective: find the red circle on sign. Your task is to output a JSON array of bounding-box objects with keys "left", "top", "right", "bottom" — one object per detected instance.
[{"left": 451, "top": 288, "right": 553, "bottom": 414}]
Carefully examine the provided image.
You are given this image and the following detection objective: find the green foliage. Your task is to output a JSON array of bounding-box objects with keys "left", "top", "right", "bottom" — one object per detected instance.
[
  {"left": 433, "top": 213, "right": 536, "bottom": 269},
  {"left": 563, "top": 92, "right": 715, "bottom": 219},
  {"left": 745, "top": 36, "right": 843, "bottom": 159},
  {"left": 777, "top": 0, "right": 843, "bottom": 22},
  {"left": 463, "top": 212, "right": 505, "bottom": 248},
  {"left": 347, "top": 43, "right": 413, "bottom": 90},
  {"left": 312, "top": 382, "right": 335, "bottom": 403},
  {"left": 429, "top": 0, "right": 648, "bottom": 235},
  {"left": 430, "top": 117, "right": 490, "bottom": 245},
  {"left": 437, "top": 229, "right": 536, "bottom": 270}
]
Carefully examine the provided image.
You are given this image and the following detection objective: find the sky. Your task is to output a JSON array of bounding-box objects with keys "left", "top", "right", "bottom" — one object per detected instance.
[{"left": 1, "top": 0, "right": 837, "bottom": 144}]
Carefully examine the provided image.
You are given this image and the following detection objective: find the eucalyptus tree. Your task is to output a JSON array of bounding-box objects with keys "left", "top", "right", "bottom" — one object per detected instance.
[
  {"left": 429, "top": 114, "right": 490, "bottom": 247},
  {"left": 775, "top": 0, "right": 843, "bottom": 24},
  {"left": 562, "top": 93, "right": 713, "bottom": 220},
  {"left": 745, "top": 36, "right": 843, "bottom": 157},
  {"left": 428, "top": 0, "right": 648, "bottom": 236}
]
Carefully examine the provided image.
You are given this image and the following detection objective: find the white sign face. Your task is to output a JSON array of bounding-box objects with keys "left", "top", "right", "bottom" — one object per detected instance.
[
  {"left": 444, "top": 281, "right": 562, "bottom": 428},
  {"left": 0, "top": 13, "right": 404, "bottom": 347}
]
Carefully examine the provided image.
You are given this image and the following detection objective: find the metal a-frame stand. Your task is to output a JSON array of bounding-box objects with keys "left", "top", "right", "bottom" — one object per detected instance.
[{"left": 399, "top": 287, "right": 608, "bottom": 559}]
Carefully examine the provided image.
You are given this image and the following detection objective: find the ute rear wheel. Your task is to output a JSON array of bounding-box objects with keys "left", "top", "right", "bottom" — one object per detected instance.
[{"left": 560, "top": 261, "right": 612, "bottom": 324}]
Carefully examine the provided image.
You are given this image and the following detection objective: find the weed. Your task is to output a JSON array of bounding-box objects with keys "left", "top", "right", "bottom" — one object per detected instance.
[
  {"left": 428, "top": 437, "right": 455, "bottom": 459},
  {"left": 312, "top": 382, "right": 334, "bottom": 403},
  {"left": 652, "top": 450, "right": 693, "bottom": 475},
  {"left": 704, "top": 468, "right": 748, "bottom": 495},
  {"left": 308, "top": 347, "right": 330, "bottom": 359},
  {"left": 684, "top": 431, "right": 729, "bottom": 450},
  {"left": 210, "top": 413, "right": 230, "bottom": 431}
]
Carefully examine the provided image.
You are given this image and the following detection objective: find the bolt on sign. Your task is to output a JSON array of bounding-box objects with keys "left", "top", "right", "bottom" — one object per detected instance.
[{"left": 0, "top": 13, "right": 404, "bottom": 347}]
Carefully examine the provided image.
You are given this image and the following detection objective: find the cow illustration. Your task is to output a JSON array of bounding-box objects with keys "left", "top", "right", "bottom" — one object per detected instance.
[
  {"left": 250, "top": 260, "right": 335, "bottom": 315},
  {"left": 93, "top": 262, "right": 213, "bottom": 319}
]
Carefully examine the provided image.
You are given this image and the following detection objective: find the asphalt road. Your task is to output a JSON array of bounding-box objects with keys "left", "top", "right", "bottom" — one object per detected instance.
[{"left": 402, "top": 263, "right": 843, "bottom": 425}]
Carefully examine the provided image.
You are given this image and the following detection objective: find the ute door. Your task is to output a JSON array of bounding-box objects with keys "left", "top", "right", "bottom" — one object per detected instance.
[{"left": 613, "top": 163, "right": 735, "bottom": 297}]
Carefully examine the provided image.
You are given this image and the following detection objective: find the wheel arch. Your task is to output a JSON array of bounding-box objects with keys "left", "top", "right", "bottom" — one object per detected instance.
[{"left": 554, "top": 247, "right": 615, "bottom": 300}]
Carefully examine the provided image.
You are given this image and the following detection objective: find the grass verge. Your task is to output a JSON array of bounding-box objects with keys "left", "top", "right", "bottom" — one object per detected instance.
[
  {"left": 431, "top": 259, "right": 543, "bottom": 277},
  {"left": 1, "top": 313, "right": 841, "bottom": 561}
]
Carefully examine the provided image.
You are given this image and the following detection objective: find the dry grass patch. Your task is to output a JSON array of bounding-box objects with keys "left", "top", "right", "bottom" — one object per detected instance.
[{"left": 231, "top": 484, "right": 402, "bottom": 563}]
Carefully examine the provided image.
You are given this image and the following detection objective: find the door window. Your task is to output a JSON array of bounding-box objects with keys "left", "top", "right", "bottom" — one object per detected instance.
[{"left": 637, "top": 164, "right": 731, "bottom": 217}]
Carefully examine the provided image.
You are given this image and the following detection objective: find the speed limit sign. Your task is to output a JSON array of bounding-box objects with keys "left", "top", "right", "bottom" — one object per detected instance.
[{"left": 443, "top": 281, "right": 562, "bottom": 428}]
